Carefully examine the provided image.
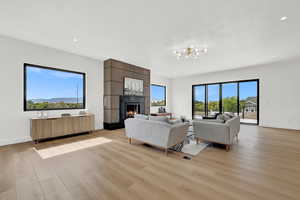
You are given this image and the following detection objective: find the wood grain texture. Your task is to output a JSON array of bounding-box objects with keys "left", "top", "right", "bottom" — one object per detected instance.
[
  {"left": 1, "top": 125, "right": 300, "bottom": 200},
  {"left": 30, "top": 114, "right": 95, "bottom": 141}
]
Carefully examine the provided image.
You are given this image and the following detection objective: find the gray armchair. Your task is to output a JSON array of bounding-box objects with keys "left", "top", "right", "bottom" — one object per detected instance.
[
  {"left": 125, "top": 118, "right": 189, "bottom": 155},
  {"left": 193, "top": 116, "right": 240, "bottom": 151}
]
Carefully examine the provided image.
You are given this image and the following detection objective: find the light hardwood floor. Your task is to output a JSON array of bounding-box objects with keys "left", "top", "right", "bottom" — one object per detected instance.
[{"left": 0, "top": 125, "right": 300, "bottom": 200}]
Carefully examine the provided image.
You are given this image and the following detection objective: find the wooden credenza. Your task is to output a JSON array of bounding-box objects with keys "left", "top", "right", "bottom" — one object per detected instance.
[{"left": 30, "top": 114, "right": 95, "bottom": 142}]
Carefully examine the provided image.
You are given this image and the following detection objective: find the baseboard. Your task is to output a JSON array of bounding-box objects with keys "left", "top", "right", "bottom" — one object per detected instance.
[
  {"left": 260, "top": 125, "right": 300, "bottom": 131},
  {"left": 0, "top": 137, "right": 32, "bottom": 147}
]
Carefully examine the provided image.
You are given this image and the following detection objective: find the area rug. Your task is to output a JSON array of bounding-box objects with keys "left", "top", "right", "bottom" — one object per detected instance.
[
  {"left": 171, "top": 139, "right": 210, "bottom": 156},
  {"left": 181, "top": 140, "right": 210, "bottom": 156}
]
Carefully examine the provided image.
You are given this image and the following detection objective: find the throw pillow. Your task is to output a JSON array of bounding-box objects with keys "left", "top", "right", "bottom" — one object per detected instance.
[
  {"left": 217, "top": 114, "right": 224, "bottom": 121},
  {"left": 224, "top": 113, "right": 235, "bottom": 118},
  {"left": 217, "top": 114, "right": 230, "bottom": 122}
]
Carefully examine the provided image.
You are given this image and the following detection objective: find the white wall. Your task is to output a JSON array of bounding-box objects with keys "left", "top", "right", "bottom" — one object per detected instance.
[
  {"left": 150, "top": 74, "right": 172, "bottom": 113},
  {"left": 171, "top": 58, "right": 300, "bottom": 130},
  {"left": 0, "top": 36, "right": 103, "bottom": 146}
]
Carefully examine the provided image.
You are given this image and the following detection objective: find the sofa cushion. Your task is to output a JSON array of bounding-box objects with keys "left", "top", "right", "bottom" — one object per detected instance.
[
  {"left": 134, "top": 114, "right": 149, "bottom": 120},
  {"left": 149, "top": 116, "right": 169, "bottom": 123}
]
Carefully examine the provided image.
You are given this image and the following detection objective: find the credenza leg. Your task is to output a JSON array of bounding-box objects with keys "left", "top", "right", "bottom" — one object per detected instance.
[{"left": 165, "top": 148, "right": 168, "bottom": 156}]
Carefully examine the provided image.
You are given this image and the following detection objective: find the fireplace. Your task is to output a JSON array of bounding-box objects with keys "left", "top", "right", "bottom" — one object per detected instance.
[
  {"left": 120, "top": 95, "right": 145, "bottom": 125},
  {"left": 103, "top": 59, "right": 150, "bottom": 130},
  {"left": 126, "top": 104, "right": 140, "bottom": 118}
]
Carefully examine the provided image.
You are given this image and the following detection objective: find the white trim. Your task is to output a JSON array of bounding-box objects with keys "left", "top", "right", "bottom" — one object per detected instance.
[
  {"left": 0, "top": 129, "right": 105, "bottom": 147},
  {"left": 0, "top": 137, "right": 32, "bottom": 147},
  {"left": 260, "top": 125, "right": 300, "bottom": 131}
]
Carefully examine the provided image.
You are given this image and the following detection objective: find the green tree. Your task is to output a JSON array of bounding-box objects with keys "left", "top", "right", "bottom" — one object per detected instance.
[
  {"left": 208, "top": 101, "right": 218, "bottom": 112},
  {"left": 194, "top": 101, "right": 205, "bottom": 115},
  {"left": 223, "top": 97, "right": 237, "bottom": 113}
]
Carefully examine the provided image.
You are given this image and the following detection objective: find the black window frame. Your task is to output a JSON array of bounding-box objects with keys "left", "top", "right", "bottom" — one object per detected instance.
[
  {"left": 23, "top": 63, "right": 86, "bottom": 111},
  {"left": 150, "top": 84, "right": 167, "bottom": 107},
  {"left": 192, "top": 79, "right": 259, "bottom": 125}
]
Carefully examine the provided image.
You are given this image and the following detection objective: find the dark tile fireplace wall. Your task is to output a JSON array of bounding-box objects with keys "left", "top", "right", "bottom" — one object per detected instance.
[{"left": 103, "top": 59, "right": 150, "bottom": 130}]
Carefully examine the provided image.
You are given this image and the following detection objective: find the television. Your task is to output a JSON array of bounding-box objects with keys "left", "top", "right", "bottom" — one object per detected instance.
[
  {"left": 24, "top": 63, "right": 86, "bottom": 111},
  {"left": 124, "top": 77, "right": 143, "bottom": 96}
]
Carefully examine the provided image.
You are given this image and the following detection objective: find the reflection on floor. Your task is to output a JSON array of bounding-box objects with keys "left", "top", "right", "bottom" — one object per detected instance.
[
  {"left": 240, "top": 118, "right": 257, "bottom": 124},
  {"left": 34, "top": 137, "right": 112, "bottom": 159}
]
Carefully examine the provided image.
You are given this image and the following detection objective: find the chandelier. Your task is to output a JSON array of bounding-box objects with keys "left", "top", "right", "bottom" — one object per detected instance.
[{"left": 173, "top": 46, "right": 207, "bottom": 59}]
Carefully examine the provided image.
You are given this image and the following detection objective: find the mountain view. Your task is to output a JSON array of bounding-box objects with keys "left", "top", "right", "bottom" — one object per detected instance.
[
  {"left": 30, "top": 97, "right": 83, "bottom": 103},
  {"left": 25, "top": 65, "right": 84, "bottom": 110}
]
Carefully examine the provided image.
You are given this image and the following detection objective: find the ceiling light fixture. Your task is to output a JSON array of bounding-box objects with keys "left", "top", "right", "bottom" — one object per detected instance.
[
  {"left": 173, "top": 45, "right": 207, "bottom": 59},
  {"left": 280, "top": 16, "right": 288, "bottom": 21},
  {"left": 73, "top": 37, "right": 79, "bottom": 42}
]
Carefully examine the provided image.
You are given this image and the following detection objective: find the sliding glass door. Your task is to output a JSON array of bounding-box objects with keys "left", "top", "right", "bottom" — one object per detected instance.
[
  {"left": 193, "top": 85, "right": 205, "bottom": 119},
  {"left": 192, "top": 79, "right": 259, "bottom": 125},
  {"left": 239, "top": 81, "right": 258, "bottom": 124},
  {"left": 222, "top": 83, "right": 238, "bottom": 115},
  {"left": 207, "top": 84, "right": 220, "bottom": 117}
]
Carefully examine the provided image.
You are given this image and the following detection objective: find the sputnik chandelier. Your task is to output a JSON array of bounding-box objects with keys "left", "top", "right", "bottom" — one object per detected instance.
[{"left": 173, "top": 45, "right": 208, "bottom": 59}]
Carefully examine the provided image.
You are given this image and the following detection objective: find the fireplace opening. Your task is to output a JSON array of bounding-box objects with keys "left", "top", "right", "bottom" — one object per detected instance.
[
  {"left": 119, "top": 96, "right": 145, "bottom": 126},
  {"left": 126, "top": 104, "right": 140, "bottom": 119}
]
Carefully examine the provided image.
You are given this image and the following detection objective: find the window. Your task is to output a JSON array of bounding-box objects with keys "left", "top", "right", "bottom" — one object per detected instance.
[
  {"left": 150, "top": 84, "right": 166, "bottom": 106},
  {"left": 192, "top": 79, "right": 259, "bottom": 124},
  {"left": 24, "top": 63, "right": 86, "bottom": 111}
]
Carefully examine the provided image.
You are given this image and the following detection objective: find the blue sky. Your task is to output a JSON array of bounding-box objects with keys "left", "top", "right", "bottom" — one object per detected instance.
[
  {"left": 151, "top": 85, "right": 165, "bottom": 101},
  {"left": 26, "top": 66, "right": 84, "bottom": 100},
  {"left": 194, "top": 82, "right": 257, "bottom": 101}
]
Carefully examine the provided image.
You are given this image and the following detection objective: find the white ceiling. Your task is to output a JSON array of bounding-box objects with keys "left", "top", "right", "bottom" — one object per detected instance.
[{"left": 0, "top": 0, "right": 299, "bottom": 78}]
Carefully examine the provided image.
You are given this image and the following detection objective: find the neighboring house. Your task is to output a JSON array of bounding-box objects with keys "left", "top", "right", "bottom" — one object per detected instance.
[
  {"left": 244, "top": 97, "right": 257, "bottom": 112},
  {"left": 245, "top": 101, "right": 257, "bottom": 112}
]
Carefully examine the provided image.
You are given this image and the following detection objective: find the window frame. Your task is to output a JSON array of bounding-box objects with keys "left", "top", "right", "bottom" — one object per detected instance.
[
  {"left": 192, "top": 79, "right": 259, "bottom": 125},
  {"left": 150, "top": 84, "right": 167, "bottom": 107},
  {"left": 23, "top": 63, "right": 86, "bottom": 111}
]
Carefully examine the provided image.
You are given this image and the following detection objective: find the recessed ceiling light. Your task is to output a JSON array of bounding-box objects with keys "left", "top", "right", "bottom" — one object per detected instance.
[
  {"left": 280, "top": 16, "right": 288, "bottom": 21},
  {"left": 73, "top": 37, "right": 79, "bottom": 42}
]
